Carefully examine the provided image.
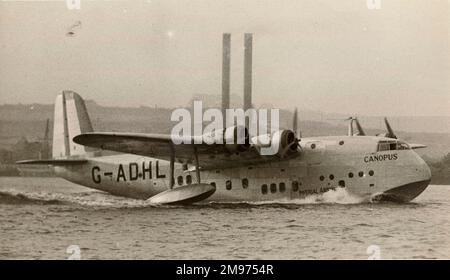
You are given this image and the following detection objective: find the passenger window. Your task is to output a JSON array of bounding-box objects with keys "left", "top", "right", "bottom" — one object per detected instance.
[
  {"left": 177, "top": 176, "right": 183, "bottom": 185},
  {"left": 279, "top": 182, "right": 286, "bottom": 193},
  {"left": 226, "top": 180, "right": 232, "bottom": 190},
  {"left": 292, "top": 181, "right": 299, "bottom": 192},
  {"left": 338, "top": 180, "right": 345, "bottom": 187},
  {"left": 242, "top": 178, "right": 249, "bottom": 189},
  {"left": 186, "top": 175, "right": 192, "bottom": 184},
  {"left": 261, "top": 184, "right": 268, "bottom": 194},
  {"left": 270, "top": 183, "right": 277, "bottom": 193}
]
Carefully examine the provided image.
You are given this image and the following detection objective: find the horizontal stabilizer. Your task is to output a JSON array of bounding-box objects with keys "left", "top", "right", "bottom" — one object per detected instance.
[{"left": 16, "top": 159, "right": 88, "bottom": 166}]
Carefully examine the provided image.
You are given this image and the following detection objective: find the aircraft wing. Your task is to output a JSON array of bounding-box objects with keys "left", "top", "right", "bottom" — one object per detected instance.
[
  {"left": 73, "top": 132, "right": 294, "bottom": 170},
  {"left": 16, "top": 159, "right": 88, "bottom": 165}
]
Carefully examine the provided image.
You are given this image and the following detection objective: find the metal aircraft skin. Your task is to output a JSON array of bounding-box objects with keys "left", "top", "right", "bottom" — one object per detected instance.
[{"left": 18, "top": 91, "right": 431, "bottom": 204}]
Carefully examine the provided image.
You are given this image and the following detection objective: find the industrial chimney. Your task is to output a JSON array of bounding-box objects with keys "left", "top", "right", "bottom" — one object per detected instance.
[
  {"left": 243, "top": 33, "right": 253, "bottom": 111},
  {"left": 220, "top": 33, "right": 253, "bottom": 129},
  {"left": 221, "top": 33, "right": 231, "bottom": 117}
]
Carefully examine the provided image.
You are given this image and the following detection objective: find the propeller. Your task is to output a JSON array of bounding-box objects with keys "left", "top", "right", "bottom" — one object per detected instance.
[
  {"left": 254, "top": 108, "right": 301, "bottom": 158},
  {"left": 376, "top": 117, "right": 397, "bottom": 139},
  {"left": 280, "top": 108, "right": 301, "bottom": 138},
  {"left": 384, "top": 117, "right": 397, "bottom": 139},
  {"left": 354, "top": 118, "right": 366, "bottom": 136},
  {"left": 328, "top": 116, "right": 365, "bottom": 136},
  {"left": 293, "top": 107, "right": 299, "bottom": 137},
  {"left": 280, "top": 108, "right": 301, "bottom": 158},
  {"left": 292, "top": 107, "right": 301, "bottom": 152}
]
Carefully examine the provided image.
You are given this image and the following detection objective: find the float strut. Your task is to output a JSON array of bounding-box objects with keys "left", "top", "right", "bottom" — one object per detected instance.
[
  {"left": 194, "top": 146, "right": 201, "bottom": 184},
  {"left": 169, "top": 143, "right": 175, "bottom": 189}
]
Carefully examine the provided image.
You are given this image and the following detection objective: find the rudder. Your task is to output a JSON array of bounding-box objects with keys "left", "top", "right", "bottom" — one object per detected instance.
[{"left": 52, "top": 90, "right": 94, "bottom": 158}]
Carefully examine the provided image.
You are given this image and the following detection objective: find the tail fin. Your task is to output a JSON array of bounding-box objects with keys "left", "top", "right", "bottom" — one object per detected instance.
[{"left": 52, "top": 91, "right": 94, "bottom": 158}]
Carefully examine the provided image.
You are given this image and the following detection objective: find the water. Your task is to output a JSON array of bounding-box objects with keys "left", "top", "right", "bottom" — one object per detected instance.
[{"left": 0, "top": 177, "right": 449, "bottom": 259}]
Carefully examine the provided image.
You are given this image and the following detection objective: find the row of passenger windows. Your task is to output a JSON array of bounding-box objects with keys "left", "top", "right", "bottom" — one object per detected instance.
[
  {"left": 177, "top": 175, "right": 192, "bottom": 185},
  {"left": 218, "top": 180, "right": 303, "bottom": 194},
  {"left": 258, "top": 170, "right": 376, "bottom": 195},
  {"left": 178, "top": 176, "right": 247, "bottom": 190},
  {"left": 179, "top": 175, "right": 259, "bottom": 186},
  {"left": 224, "top": 178, "right": 248, "bottom": 190},
  {"left": 319, "top": 170, "right": 374, "bottom": 181},
  {"left": 181, "top": 178, "right": 249, "bottom": 190},
  {"left": 221, "top": 179, "right": 302, "bottom": 193},
  {"left": 209, "top": 179, "right": 301, "bottom": 194},
  {"left": 181, "top": 170, "right": 375, "bottom": 191},
  {"left": 310, "top": 140, "right": 345, "bottom": 150},
  {"left": 261, "top": 181, "right": 301, "bottom": 195}
]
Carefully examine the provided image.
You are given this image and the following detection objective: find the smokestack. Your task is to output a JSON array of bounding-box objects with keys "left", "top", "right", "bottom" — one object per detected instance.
[
  {"left": 243, "top": 33, "right": 253, "bottom": 111},
  {"left": 44, "top": 118, "right": 50, "bottom": 141},
  {"left": 222, "top": 33, "right": 231, "bottom": 118}
]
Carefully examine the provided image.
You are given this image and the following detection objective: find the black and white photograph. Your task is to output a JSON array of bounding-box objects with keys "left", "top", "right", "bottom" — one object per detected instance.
[{"left": 0, "top": 0, "right": 449, "bottom": 264}]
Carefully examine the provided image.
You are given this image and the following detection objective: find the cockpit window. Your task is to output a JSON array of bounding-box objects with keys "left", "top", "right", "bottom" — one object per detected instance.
[
  {"left": 389, "top": 142, "right": 396, "bottom": 150},
  {"left": 377, "top": 141, "right": 393, "bottom": 151},
  {"left": 377, "top": 140, "right": 410, "bottom": 152}
]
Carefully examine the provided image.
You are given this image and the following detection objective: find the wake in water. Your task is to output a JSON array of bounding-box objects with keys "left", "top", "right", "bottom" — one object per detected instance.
[
  {"left": 209, "top": 187, "right": 368, "bottom": 206},
  {"left": 0, "top": 189, "right": 154, "bottom": 208},
  {"left": 0, "top": 190, "right": 66, "bottom": 205},
  {"left": 0, "top": 186, "right": 370, "bottom": 208}
]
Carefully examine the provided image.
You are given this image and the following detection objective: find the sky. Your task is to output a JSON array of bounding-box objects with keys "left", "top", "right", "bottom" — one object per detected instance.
[{"left": 0, "top": 0, "right": 449, "bottom": 116}]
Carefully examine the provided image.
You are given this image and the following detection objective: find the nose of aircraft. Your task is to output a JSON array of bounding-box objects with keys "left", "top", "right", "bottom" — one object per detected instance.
[
  {"left": 374, "top": 155, "right": 432, "bottom": 203},
  {"left": 413, "top": 152, "right": 432, "bottom": 182},
  {"left": 420, "top": 158, "right": 432, "bottom": 182}
]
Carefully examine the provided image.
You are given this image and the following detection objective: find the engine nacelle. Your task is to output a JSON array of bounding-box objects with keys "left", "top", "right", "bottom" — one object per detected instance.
[{"left": 251, "top": 130, "right": 299, "bottom": 157}]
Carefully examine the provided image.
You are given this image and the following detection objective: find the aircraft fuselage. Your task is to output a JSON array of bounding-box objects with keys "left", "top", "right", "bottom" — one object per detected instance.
[{"left": 55, "top": 135, "right": 431, "bottom": 203}]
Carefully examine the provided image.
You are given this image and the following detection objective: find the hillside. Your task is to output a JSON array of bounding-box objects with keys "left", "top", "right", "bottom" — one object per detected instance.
[{"left": 1, "top": 101, "right": 450, "bottom": 159}]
